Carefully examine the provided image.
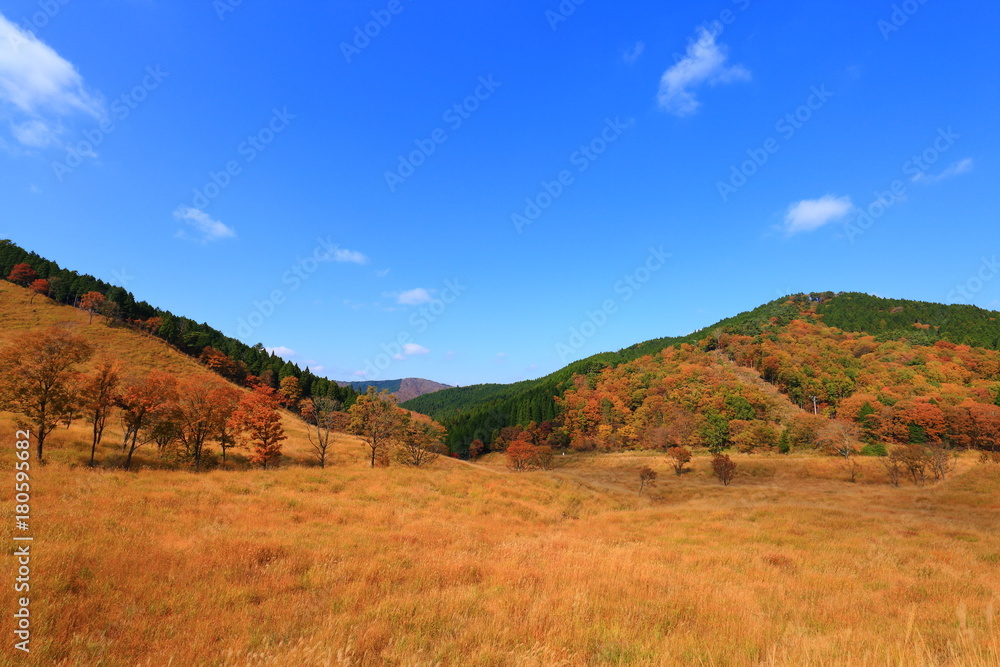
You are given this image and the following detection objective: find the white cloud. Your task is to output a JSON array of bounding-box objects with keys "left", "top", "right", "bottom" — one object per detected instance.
[
  {"left": 657, "top": 26, "right": 750, "bottom": 116},
  {"left": 0, "top": 13, "right": 104, "bottom": 148},
  {"left": 265, "top": 346, "right": 297, "bottom": 358},
  {"left": 308, "top": 364, "right": 325, "bottom": 373},
  {"left": 494, "top": 352, "right": 508, "bottom": 364},
  {"left": 623, "top": 41, "right": 645, "bottom": 65},
  {"left": 782, "top": 195, "right": 854, "bottom": 235},
  {"left": 912, "top": 158, "right": 973, "bottom": 184},
  {"left": 173, "top": 206, "right": 236, "bottom": 243},
  {"left": 397, "top": 288, "right": 433, "bottom": 305},
  {"left": 403, "top": 343, "right": 429, "bottom": 356},
  {"left": 374, "top": 268, "right": 391, "bottom": 277},
  {"left": 328, "top": 246, "right": 368, "bottom": 264}
]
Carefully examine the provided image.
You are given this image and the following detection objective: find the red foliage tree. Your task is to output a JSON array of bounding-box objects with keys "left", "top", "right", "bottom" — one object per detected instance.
[
  {"left": 6, "top": 263, "right": 37, "bottom": 286},
  {"left": 28, "top": 278, "right": 49, "bottom": 303}
]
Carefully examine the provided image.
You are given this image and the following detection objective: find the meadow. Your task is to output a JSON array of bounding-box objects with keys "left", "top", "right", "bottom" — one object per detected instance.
[{"left": 1, "top": 414, "right": 998, "bottom": 666}]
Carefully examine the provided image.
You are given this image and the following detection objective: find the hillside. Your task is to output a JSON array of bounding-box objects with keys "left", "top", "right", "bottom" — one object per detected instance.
[
  {"left": 0, "top": 279, "right": 350, "bottom": 468},
  {"left": 338, "top": 377, "right": 453, "bottom": 402},
  {"left": 404, "top": 292, "right": 1000, "bottom": 454}
]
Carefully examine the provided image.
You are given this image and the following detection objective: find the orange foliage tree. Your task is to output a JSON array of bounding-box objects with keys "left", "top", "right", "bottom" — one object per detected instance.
[
  {"left": 175, "top": 381, "right": 241, "bottom": 470},
  {"left": 28, "top": 278, "right": 49, "bottom": 303},
  {"left": 116, "top": 371, "right": 178, "bottom": 470},
  {"left": 229, "top": 386, "right": 286, "bottom": 469},
  {"left": 79, "top": 291, "right": 106, "bottom": 324},
  {"left": 81, "top": 358, "right": 122, "bottom": 467},
  {"left": 0, "top": 327, "right": 93, "bottom": 460}
]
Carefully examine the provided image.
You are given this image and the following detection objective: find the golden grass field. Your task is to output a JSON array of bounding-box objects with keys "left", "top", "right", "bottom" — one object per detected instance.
[{"left": 2, "top": 282, "right": 1000, "bottom": 665}]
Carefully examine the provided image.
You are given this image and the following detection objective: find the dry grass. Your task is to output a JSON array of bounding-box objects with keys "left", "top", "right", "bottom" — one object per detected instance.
[
  {"left": 1, "top": 419, "right": 998, "bottom": 666},
  {"left": 2, "top": 281, "right": 999, "bottom": 664}
]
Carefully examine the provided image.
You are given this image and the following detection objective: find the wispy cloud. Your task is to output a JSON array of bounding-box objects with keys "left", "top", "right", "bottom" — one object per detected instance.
[
  {"left": 782, "top": 195, "right": 853, "bottom": 235},
  {"left": 402, "top": 343, "right": 429, "bottom": 356},
  {"left": 326, "top": 245, "right": 368, "bottom": 264},
  {"left": 912, "top": 158, "right": 973, "bottom": 184},
  {"left": 657, "top": 26, "right": 750, "bottom": 116},
  {"left": 0, "top": 13, "right": 104, "bottom": 149},
  {"left": 397, "top": 288, "right": 433, "bottom": 305},
  {"left": 173, "top": 206, "right": 236, "bottom": 243},
  {"left": 265, "top": 346, "right": 297, "bottom": 358},
  {"left": 623, "top": 41, "right": 645, "bottom": 65}
]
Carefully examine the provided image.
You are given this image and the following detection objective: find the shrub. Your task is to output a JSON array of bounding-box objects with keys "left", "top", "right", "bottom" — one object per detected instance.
[
  {"left": 712, "top": 453, "right": 737, "bottom": 486},
  {"left": 860, "top": 442, "right": 887, "bottom": 457},
  {"left": 666, "top": 446, "right": 692, "bottom": 475}
]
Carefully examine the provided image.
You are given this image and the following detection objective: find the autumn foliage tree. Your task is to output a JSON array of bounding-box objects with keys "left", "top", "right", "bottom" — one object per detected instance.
[
  {"left": 0, "top": 327, "right": 93, "bottom": 460},
  {"left": 116, "top": 371, "right": 178, "bottom": 470},
  {"left": 395, "top": 416, "right": 447, "bottom": 467},
  {"left": 174, "top": 381, "right": 241, "bottom": 470},
  {"left": 28, "top": 278, "right": 49, "bottom": 303},
  {"left": 348, "top": 387, "right": 404, "bottom": 468},
  {"left": 6, "top": 262, "right": 37, "bottom": 286},
  {"left": 666, "top": 446, "right": 692, "bottom": 475},
  {"left": 79, "top": 291, "right": 106, "bottom": 324},
  {"left": 712, "top": 453, "right": 737, "bottom": 486},
  {"left": 229, "top": 386, "right": 286, "bottom": 469},
  {"left": 81, "top": 358, "right": 122, "bottom": 467}
]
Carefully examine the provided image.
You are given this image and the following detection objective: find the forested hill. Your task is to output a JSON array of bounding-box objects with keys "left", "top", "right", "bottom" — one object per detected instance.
[
  {"left": 1, "top": 240, "right": 447, "bottom": 404},
  {"left": 402, "top": 292, "right": 1000, "bottom": 453}
]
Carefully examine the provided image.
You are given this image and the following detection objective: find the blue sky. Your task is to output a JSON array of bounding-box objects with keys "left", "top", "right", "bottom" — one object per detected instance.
[{"left": 1, "top": 0, "right": 997, "bottom": 386}]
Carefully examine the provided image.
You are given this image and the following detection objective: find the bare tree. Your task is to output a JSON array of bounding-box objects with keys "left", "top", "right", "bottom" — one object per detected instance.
[
  {"left": 301, "top": 396, "right": 345, "bottom": 468},
  {"left": 881, "top": 448, "right": 904, "bottom": 487},
  {"left": 638, "top": 466, "right": 657, "bottom": 496}
]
